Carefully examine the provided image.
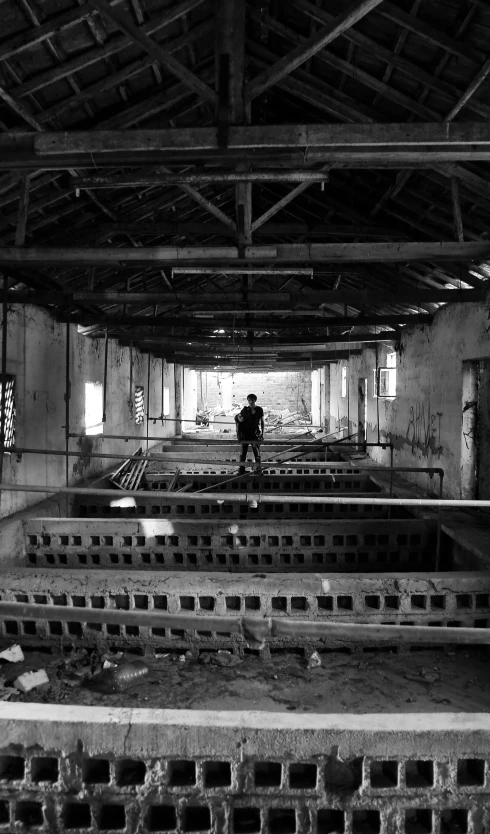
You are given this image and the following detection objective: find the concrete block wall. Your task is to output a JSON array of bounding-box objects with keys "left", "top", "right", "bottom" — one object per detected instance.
[
  {"left": 197, "top": 371, "right": 312, "bottom": 414},
  {"left": 0, "top": 705, "right": 489, "bottom": 833},
  {"left": 0, "top": 305, "right": 177, "bottom": 518}
]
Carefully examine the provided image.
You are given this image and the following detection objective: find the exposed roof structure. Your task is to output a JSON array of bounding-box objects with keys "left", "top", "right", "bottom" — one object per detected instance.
[{"left": 0, "top": 0, "right": 489, "bottom": 368}]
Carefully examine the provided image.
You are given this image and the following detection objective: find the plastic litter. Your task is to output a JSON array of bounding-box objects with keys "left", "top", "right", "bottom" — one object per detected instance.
[
  {"left": 307, "top": 651, "right": 322, "bottom": 669},
  {"left": 84, "top": 661, "right": 149, "bottom": 694}
]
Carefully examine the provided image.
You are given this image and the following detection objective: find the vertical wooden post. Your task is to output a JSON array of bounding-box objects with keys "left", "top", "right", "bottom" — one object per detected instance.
[
  {"left": 15, "top": 178, "right": 29, "bottom": 246},
  {"left": 450, "top": 177, "right": 464, "bottom": 242}
]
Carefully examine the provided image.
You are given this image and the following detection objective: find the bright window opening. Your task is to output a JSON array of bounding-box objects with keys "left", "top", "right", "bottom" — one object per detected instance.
[
  {"left": 0, "top": 375, "right": 15, "bottom": 449},
  {"left": 163, "top": 387, "right": 170, "bottom": 417},
  {"left": 134, "top": 386, "right": 145, "bottom": 425},
  {"left": 374, "top": 352, "right": 397, "bottom": 398},
  {"left": 341, "top": 366, "right": 347, "bottom": 398},
  {"left": 85, "top": 382, "right": 103, "bottom": 435}
]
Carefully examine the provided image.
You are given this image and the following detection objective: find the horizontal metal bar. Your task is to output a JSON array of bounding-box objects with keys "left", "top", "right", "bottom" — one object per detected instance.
[
  {"left": 0, "top": 483, "right": 475, "bottom": 506},
  {"left": 0, "top": 600, "right": 488, "bottom": 645},
  {"left": 73, "top": 171, "right": 331, "bottom": 187}
]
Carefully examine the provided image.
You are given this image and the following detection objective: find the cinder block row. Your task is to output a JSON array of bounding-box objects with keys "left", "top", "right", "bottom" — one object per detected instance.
[
  {"left": 24, "top": 519, "right": 431, "bottom": 573},
  {"left": 0, "top": 794, "right": 486, "bottom": 833},
  {"left": 1, "top": 749, "right": 488, "bottom": 794},
  {"left": 74, "top": 496, "right": 392, "bottom": 520},
  {"left": 143, "top": 465, "right": 363, "bottom": 475},
  {"left": 144, "top": 473, "right": 375, "bottom": 492},
  {"left": 1, "top": 571, "right": 489, "bottom": 650},
  {"left": 1, "top": 707, "right": 490, "bottom": 831}
]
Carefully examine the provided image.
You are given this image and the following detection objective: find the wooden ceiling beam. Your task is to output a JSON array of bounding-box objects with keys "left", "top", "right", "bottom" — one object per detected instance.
[
  {"left": 244, "top": 0, "right": 383, "bottom": 101},
  {"left": 8, "top": 290, "right": 480, "bottom": 305},
  {"left": 33, "top": 123, "right": 490, "bottom": 156},
  {"left": 67, "top": 313, "right": 431, "bottom": 328},
  {"left": 95, "top": 222, "right": 408, "bottom": 238},
  {"left": 1, "top": 242, "right": 488, "bottom": 266}
]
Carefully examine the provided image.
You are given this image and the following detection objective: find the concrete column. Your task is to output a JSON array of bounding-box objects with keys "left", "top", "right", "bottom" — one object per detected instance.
[
  {"left": 174, "top": 364, "right": 183, "bottom": 436},
  {"left": 183, "top": 368, "right": 197, "bottom": 432},
  {"left": 311, "top": 369, "right": 320, "bottom": 428}
]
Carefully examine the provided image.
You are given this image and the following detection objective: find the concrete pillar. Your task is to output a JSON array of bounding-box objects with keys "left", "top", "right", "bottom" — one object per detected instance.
[
  {"left": 311, "top": 370, "right": 320, "bottom": 429},
  {"left": 220, "top": 374, "right": 233, "bottom": 411},
  {"left": 183, "top": 368, "right": 197, "bottom": 432},
  {"left": 174, "top": 364, "right": 183, "bottom": 436}
]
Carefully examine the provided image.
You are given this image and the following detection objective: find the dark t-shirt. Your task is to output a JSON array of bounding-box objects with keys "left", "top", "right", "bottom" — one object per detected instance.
[{"left": 236, "top": 405, "right": 264, "bottom": 441}]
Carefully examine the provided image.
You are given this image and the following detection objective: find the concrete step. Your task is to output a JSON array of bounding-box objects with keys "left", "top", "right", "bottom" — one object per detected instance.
[{"left": 24, "top": 518, "right": 434, "bottom": 572}]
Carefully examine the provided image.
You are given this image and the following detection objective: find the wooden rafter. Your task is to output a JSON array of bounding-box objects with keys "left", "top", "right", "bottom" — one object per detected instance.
[
  {"left": 244, "top": 0, "right": 384, "bottom": 101},
  {"left": 87, "top": 0, "right": 218, "bottom": 106}
]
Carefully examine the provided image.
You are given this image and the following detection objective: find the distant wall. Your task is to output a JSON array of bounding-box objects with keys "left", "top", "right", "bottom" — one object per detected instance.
[
  {"left": 197, "top": 370, "right": 312, "bottom": 414},
  {"left": 0, "top": 305, "right": 177, "bottom": 518}
]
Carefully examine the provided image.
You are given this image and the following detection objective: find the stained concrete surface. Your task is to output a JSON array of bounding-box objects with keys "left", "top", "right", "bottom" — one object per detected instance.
[{"left": 2, "top": 647, "right": 490, "bottom": 714}]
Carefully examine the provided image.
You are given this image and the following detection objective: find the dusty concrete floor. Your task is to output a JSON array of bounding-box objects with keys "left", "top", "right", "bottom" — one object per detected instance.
[{"left": 2, "top": 646, "right": 490, "bottom": 713}]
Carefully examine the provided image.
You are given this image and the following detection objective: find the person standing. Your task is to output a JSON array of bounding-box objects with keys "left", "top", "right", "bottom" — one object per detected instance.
[{"left": 235, "top": 394, "right": 265, "bottom": 475}]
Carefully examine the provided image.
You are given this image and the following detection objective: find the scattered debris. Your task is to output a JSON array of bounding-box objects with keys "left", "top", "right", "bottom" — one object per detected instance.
[
  {"left": 14, "top": 669, "right": 49, "bottom": 693},
  {"left": 307, "top": 651, "right": 322, "bottom": 669},
  {"left": 110, "top": 447, "right": 148, "bottom": 490},
  {"left": 84, "top": 661, "right": 149, "bottom": 694},
  {"left": 0, "top": 644, "right": 24, "bottom": 663},
  {"left": 103, "top": 660, "right": 117, "bottom": 669}
]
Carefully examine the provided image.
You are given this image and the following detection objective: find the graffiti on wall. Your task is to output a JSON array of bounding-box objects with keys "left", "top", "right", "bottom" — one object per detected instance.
[{"left": 406, "top": 402, "right": 443, "bottom": 456}]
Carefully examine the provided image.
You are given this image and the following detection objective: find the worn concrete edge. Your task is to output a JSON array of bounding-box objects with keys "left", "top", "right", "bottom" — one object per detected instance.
[{"left": 1, "top": 705, "right": 490, "bottom": 759}]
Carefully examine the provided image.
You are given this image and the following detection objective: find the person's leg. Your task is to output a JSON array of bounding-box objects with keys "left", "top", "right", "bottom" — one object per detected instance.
[
  {"left": 239, "top": 443, "right": 248, "bottom": 474},
  {"left": 251, "top": 442, "right": 262, "bottom": 472}
]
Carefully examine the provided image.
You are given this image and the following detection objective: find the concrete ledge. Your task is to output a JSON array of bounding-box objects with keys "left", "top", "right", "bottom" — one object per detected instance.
[{"left": 1, "top": 703, "right": 490, "bottom": 756}]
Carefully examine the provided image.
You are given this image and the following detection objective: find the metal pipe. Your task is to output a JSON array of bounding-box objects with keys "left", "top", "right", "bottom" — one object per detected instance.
[
  {"left": 11, "top": 450, "right": 443, "bottom": 477},
  {"left": 74, "top": 171, "right": 331, "bottom": 188},
  {"left": 65, "top": 312, "right": 71, "bottom": 514},
  {"left": 0, "top": 275, "right": 8, "bottom": 509},
  {"left": 435, "top": 472, "right": 444, "bottom": 570},
  {"left": 0, "top": 600, "right": 488, "bottom": 646},
  {"left": 172, "top": 268, "right": 314, "bottom": 275},
  {"left": 0, "top": 483, "right": 485, "bottom": 508}
]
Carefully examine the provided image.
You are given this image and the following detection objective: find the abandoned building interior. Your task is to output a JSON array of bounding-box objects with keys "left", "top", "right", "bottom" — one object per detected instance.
[{"left": 1, "top": 0, "right": 490, "bottom": 831}]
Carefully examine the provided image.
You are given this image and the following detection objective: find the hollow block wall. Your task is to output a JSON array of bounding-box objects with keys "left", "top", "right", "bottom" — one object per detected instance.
[
  {"left": 197, "top": 371, "right": 312, "bottom": 413},
  {"left": 329, "top": 296, "right": 490, "bottom": 498},
  {"left": 0, "top": 304, "right": 177, "bottom": 517}
]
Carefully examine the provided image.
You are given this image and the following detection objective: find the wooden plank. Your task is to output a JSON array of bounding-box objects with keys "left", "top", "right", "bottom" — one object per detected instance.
[
  {"left": 14, "top": 178, "right": 29, "bottom": 247},
  {"left": 73, "top": 171, "right": 331, "bottom": 187},
  {"left": 33, "top": 123, "right": 490, "bottom": 156},
  {"left": 0, "top": 242, "right": 488, "bottom": 265},
  {"left": 244, "top": 0, "right": 384, "bottom": 101},
  {"left": 87, "top": 0, "right": 218, "bottom": 105}
]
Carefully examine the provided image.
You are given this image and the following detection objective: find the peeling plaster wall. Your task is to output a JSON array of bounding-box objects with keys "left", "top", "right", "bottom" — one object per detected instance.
[
  {"left": 0, "top": 305, "right": 177, "bottom": 518},
  {"left": 329, "top": 298, "right": 490, "bottom": 499}
]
